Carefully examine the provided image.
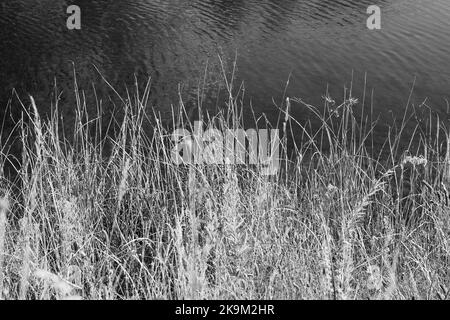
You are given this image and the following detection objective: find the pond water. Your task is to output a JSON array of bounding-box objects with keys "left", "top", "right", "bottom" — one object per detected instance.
[{"left": 1, "top": 0, "right": 450, "bottom": 150}]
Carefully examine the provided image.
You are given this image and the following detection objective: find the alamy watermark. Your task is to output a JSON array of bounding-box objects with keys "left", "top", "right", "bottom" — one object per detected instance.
[
  {"left": 66, "top": 5, "right": 81, "bottom": 30},
  {"left": 367, "top": 5, "right": 381, "bottom": 30},
  {"left": 171, "top": 122, "right": 281, "bottom": 176},
  {"left": 65, "top": 4, "right": 382, "bottom": 31}
]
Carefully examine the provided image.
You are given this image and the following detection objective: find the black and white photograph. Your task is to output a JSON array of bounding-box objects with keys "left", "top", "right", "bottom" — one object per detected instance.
[{"left": 0, "top": 0, "right": 449, "bottom": 307}]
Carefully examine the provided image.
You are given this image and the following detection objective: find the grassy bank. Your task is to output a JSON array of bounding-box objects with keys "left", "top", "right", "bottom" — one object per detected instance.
[{"left": 0, "top": 78, "right": 449, "bottom": 300}]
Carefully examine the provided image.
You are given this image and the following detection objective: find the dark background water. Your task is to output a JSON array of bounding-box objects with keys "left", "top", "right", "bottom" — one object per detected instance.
[{"left": 1, "top": 0, "right": 450, "bottom": 153}]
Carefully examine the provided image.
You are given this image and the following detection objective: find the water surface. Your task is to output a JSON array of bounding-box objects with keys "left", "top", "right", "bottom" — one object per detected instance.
[{"left": 1, "top": 0, "right": 450, "bottom": 147}]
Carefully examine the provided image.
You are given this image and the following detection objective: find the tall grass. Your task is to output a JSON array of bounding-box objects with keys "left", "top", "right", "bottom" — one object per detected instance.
[{"left": 0, "top": 74, "right": 449, "bottom": 300}]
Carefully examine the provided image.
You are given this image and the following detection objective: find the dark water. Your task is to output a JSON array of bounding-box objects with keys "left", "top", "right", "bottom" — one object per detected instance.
[{"left": 1, "top": 0, "right": 450, "bottom": 146}]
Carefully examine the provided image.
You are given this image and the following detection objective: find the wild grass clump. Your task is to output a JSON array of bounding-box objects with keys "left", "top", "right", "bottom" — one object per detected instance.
[{"left": 0, "top": 73, "right": 448, "bottom": 300}]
